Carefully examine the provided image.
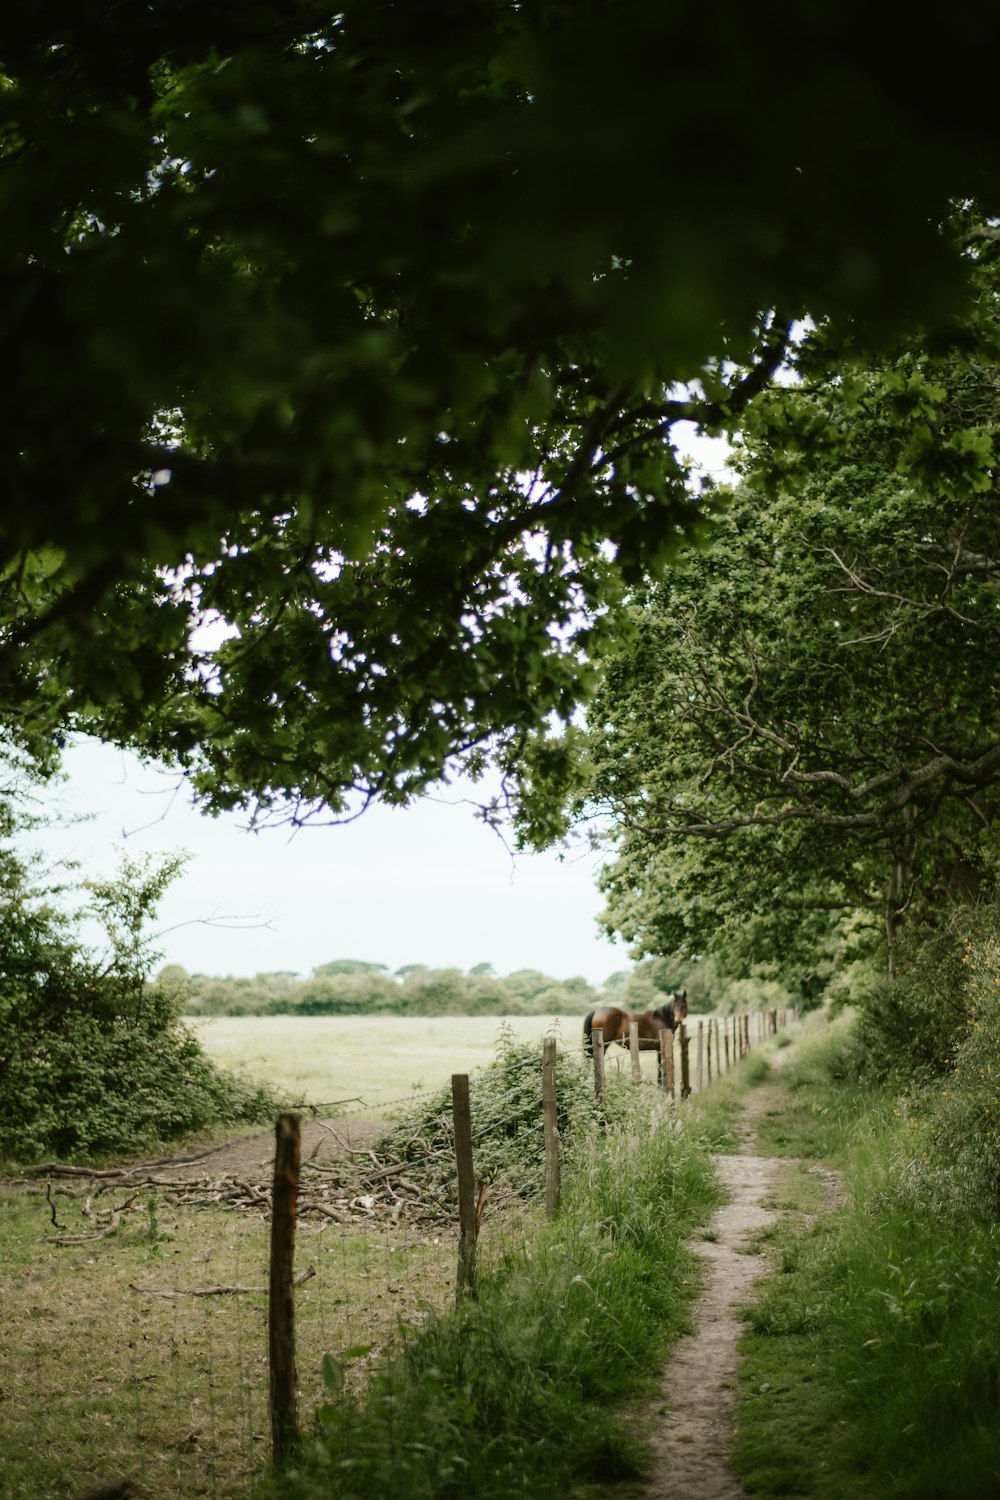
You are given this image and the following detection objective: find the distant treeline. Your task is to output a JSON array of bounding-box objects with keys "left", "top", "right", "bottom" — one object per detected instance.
[
  {"left": 164, "top": 960, "right": 622, "bottom": 1017},
  {"left": 159, "top": 956, "right": 794, "bottom": 1018}
]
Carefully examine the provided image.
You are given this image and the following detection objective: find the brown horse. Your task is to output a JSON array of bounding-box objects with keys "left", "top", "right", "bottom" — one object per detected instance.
[{"left": 582, "top": 989, "right": 688, "bottom": 1080}]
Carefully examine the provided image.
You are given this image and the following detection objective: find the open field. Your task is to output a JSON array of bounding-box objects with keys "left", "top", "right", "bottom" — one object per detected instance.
[
  {"left": 0, "top": 1182, "right": 459, "bottom": 1500},
  {"left": 4, "top": 1019, "right": 584, "bottom": 1499},
  {"left": 0, "top": 1012, "right": 744, "bottom": 1499},
  {"left": 189, "top": 1013, "right": 591, "bottom": 1114}
]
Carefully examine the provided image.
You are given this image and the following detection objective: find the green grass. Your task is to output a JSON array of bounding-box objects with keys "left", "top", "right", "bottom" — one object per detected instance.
[
  {"left": 732, "top": 1015, "right": 1000, "bottom": 1499},
  {"left": 189, "top": 1012, "right": 743, "bottom": 1117},
  {"left": 190, "top": 1015, "right": 581, "bottom": 1115},
  {"left": 0, "top": 1012, "right": 791, "bottom": 1500},
  {"left": 0, "top": 1182, "right": 456, "bottom": 1500},
  {"left": 267, "top": 1080, "right": 723, "bottom": 1500}
]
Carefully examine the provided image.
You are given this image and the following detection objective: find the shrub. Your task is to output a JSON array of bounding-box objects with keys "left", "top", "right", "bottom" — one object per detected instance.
[
  {"left": 0, "top": 1009, "right": 277, "bottom": 1161},
  {"left": 851, "top": 918, "right": 971, "bottom": 1083},
  {"left": 923, "top": 918, "right": 1000, "bottom": 1214},
  {"left": 0, "top": 845, "right": 280, "bottom": 1164}
]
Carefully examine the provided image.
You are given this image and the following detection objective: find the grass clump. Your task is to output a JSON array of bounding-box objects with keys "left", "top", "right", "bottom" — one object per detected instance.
[
  {"left": 269, "top": 1081, "right": 721, "bottom": 1500},
  {"left": 733, "top": 1016, "right": 1000, "bottom": 1499}
]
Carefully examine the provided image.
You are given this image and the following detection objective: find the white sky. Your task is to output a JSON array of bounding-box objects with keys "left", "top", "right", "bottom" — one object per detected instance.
[{"left": 24, "top": 737, "right": 628, "bottom": 985}]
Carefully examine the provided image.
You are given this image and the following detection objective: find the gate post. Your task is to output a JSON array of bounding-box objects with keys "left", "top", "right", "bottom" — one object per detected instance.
[
  {"left": 269, "top": 1113, "right": 301, "bottom": 1468},
  {"left": 679, "top": 1024, "right": 691, "bottom": 1099}
]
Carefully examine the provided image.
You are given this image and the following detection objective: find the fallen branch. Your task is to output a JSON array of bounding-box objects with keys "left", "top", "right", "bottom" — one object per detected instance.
[
  {"left": 299, "top": 1200, "right": 353, "bottom": 1223},
  {"left": 54, "top": 1211, "right": 122, "bottom": 1246},
  {"left": 46, "top": 1182, "right": 67, "bottom": 1230},
  {"left": 130, "top": 1264, "right": 316, "bottom": 1299}
]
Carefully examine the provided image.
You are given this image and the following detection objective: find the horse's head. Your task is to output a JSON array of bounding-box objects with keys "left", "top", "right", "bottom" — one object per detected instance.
[{"left": 669, "top": 988, "right": 688, "bottom": 1027}]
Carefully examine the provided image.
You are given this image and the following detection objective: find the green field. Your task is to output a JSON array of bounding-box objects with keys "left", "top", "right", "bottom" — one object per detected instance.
[{"left": 189, "top": 1014, "right": 590, "bottom": 1114}]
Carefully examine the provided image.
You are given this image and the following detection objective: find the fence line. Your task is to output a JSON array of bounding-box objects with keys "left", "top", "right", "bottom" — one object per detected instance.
[
  {"left": 9, "top": 1006, "right": 801, "bottom": 1495},
  {"left": 262, "top": 1003, "right": 800, "bottom": 1461}
]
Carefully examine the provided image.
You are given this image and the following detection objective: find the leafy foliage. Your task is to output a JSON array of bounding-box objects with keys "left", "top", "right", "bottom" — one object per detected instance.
[
  {"left": 0, "top": 837, "right": 279, "bottom": 1163},
  {"left": 917, "top": 908, "right": 1000, "bottom": 1214},
  {"left": 6, "top": 8, "right": 1000, "bottom": 818},
  {"left": 557, "top": 251, "right": 1000, "bottom": 987},
  {"left": 337, "top": 1030, "right": 599, "bottom": 1209},
  {"left": 177, "top": 961, "right": 617, "bottom": 1017},
  {"left": 735, "top": 1020, "right": 1000, "bottom": 1500}
]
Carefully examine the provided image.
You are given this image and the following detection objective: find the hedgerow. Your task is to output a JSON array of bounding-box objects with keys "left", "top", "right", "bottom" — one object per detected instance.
[{"left": 0, "top": 842, "right": 279, "bottom": 1164}]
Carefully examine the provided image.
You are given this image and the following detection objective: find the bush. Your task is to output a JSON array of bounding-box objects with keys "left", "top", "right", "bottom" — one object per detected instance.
[
  {"left": 0, "top": 845, "right": 280, "bottom": 1164},
  {"left": 923, "top": 918, "right": 1000, "bottom": 1214},
  {"left": 0, "top": 1008, "right": 277, "bottom": 1161},
  {"left": 348, "top": 1028, "right": 598, "bottom": 1209},
  {"left": 851, "top": 918, "right": 971, "bottom": 1083}
]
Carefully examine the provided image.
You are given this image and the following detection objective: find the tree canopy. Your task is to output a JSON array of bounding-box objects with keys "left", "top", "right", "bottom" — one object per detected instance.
[
  {"left": 5, "top": 4, "right": 1000, "bottom": 820},
  {"left": 565, "top": 245, "right": 1000, "bottom": 976}
]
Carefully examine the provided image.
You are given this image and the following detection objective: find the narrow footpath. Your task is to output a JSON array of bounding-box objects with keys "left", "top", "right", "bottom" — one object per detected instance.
[{"left": 637, "top": 1073, "right": 835, "bottom": 1500}]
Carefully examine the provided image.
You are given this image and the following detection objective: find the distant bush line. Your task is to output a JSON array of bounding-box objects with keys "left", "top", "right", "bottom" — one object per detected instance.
[
  {"left": 163, "top": 956, "right": 799, "bottom": 1019},
  {"left": 166, "top": 961, "right": 616, "bottom": 1018}
]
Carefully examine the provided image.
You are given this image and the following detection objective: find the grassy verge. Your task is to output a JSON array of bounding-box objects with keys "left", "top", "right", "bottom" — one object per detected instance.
[
  {"left": 0, "top": 1184, "right": 455, "bottom": 1499},
  {"left": 266, "top": 1078, "right": 726, "bottom": 1500},
  {"left": 733, "top": 1014, "right": 1000, "bottom": 1499}
]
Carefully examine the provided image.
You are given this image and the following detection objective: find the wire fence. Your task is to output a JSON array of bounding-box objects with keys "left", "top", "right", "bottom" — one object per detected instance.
[{"left": 1, "top": 1005, "right": 797, "bottom": 1500}]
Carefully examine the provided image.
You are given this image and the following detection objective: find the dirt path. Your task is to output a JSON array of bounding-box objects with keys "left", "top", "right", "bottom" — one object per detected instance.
[{"left": 637, "top": 1072, "right": 834, "bottom": 1499}]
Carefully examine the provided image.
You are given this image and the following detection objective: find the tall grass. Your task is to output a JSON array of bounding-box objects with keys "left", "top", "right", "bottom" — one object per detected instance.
[
  {"left": 266, "top": 1079, "right": 721, "bottom": 1500},
  {"left": 734, "top": 1019, "right": 1000, "bottom": 1498}
]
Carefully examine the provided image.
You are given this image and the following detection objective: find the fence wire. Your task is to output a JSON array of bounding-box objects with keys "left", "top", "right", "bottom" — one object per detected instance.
[{"left": 0, "top": 1007, "right": 796, "bottom": 1500}]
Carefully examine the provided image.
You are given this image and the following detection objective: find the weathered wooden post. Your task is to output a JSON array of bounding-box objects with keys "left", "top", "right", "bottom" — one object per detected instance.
[
  {"left": 706, "top": 1018, "right": 713, "bottom": 1085},
  {"left": 452, "top": 1074, "right": 478, "bottom": 1299},
  {"left": 696, "top": 1021, "right": 704, "bottom": 1092},
  {"left": 679, "top": 1023, "right": 691, "bottom": 1099},
  {"left": 628, "top": 1020, "right": 642, "bottom": 1084},
  {"left": 660, "top": 1030, "right": 674, "bottom": 1099},
  {"left": 723, "top": 1024, "right": 731, "bottom": 1072},
  {"left": 269, "top": 1112, "right": 301, "bottom": 1467},
  {"left": 542, "top": 1038, "right": 560, "bottom": 1217},
  {"left": 743, "top": 1014, "right": 751, "bottom": 1054},
  {"left": 592, "top": 1026, "right": 606, "bottom": 1099}
]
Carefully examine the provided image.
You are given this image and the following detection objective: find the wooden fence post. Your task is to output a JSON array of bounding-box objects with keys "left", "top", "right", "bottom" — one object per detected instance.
[
  {"left": 660, "top": 1030, "right": 674, "bottom": 1099},
  {"left": 696, "top": 1021, "right": 704, "bottom": 1092},
  {"left": 592, "top": 1027, "right": 606, "bottom": 1099},
  {"left": 269, "top": 1112, "right": 301, "bottom": 1468},
  {"left": 706, "top": 1019, "right": 712, "bottom": 1084},
  {"left": 628, "top": 1020, "right": 642, "bottom": 1084},
  {"left": 452, "top": 1074, "right": 478, "bottom": 1299},
  {"left": 679, "top": 1024, "right": 691, "bottom": 1098},
  {"left": 542, "top": 1038, "right": 560, "bottom": 1217}
]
